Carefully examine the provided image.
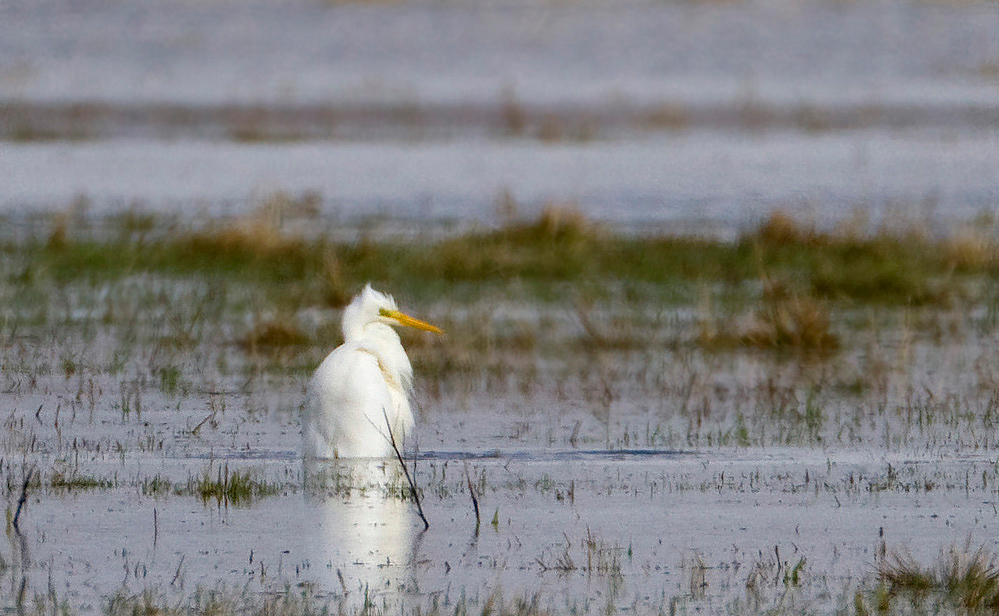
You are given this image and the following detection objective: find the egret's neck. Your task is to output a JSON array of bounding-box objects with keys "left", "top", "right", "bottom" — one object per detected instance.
[
  {"left": 349, "top": 322, "right": 414, "bottom": 393},
  {"left": 341, "top": 306, "right": 369, "bottom": 343}
]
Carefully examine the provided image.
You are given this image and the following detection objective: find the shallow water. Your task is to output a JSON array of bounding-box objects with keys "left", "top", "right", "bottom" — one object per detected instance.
[
  {"left": 4, "top": 339, "right": 999, "bottom": 614},
  {"left": 3, "top": 131, "right": 998, "bottom": 233},
  {"left": 2, "top": 0, "right": 998, "bottom": 232},
  {"left": 8, "top": 440, "right": 999, "bottom": 613},
  {"left": 4, "top": 0, "right": 997, "bottom": 108}
]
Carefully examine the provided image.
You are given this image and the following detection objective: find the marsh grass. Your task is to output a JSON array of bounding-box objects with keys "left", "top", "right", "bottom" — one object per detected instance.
[
  {"left": 141, "top": 475, "right": 173, "bottom": 497},
  {"left": 17, "top": 558, "right": 999, "bottom": 616},
  {"left": 240, "top": 315, "right": 311, "bottom": 351},
  {"left": 193, "top": 465, "right": 280, "bottom": 506},
  {"left": 877, "top": 543, "right": 999, "bottom": 612},
  {"left": 18, "top": 202, "right": 993, "bottom": 402},
  {"left": 747, "top": 212, "right": 976, "bottom": 306},
  {"left": 104, "top": 586, "right": 332, "bottom": 616},
  {"left": 13, "top": 208, "right": 999, "bottom": 615},
  {"left": 101, "top": 584, "right": 556, "bottom": 616},
  {"left": 20, "top": 206, "right": 996, "bottom": 312},
  {"left": 49, "top": 471, "right": 114, "bottom": 491},
  {"left": 701, "top": 277, "right": 839, "bottom": 352},
  {"left": 7, "top": 205, "right": 999, "bottom": 451}
]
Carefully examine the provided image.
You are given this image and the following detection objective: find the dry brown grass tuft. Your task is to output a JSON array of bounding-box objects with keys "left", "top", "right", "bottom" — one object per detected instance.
[
  {"left": 533, "top": 202, "right": 594, "bottom": 239},
  {"left": 185, "top": 191, "right": 321, "bottom": 259},
  {"left": 879, "top": 543, "right": 999, "bottom": 611},
  {"left": 943, "top": 228, "right": 997, "bottom": 272},
  {"left": 700, "top": 278, "right": 838, "bottom": 352},
  {"left": 645, "top": 104, "right": 691, "bottom": 130},
  {"left": 240, "top": 315, "right": 310, "bottom": 351},
  {"left": 45, "top": 196, "right": 91, "bottom": 250},
  {"left": 754, "top": 210, "right": 815, "bottom": 246},
  {"left": 742, "top": 282, "right": 838, "bottom": 351},
  {"left": 879, "top": 550, "right": 935, "bottom": 594},
  {"left": 46, "top": 214, "right": 69, "bottom": 250},
  {"left": 321, "top": 252, "right": 352, "bottom": 308},
  {"left": 199, "top": 207, "right": 292, "bottom": 256}
]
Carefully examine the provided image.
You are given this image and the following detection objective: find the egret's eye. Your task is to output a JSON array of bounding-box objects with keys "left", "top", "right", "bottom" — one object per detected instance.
[{"left": 378, "top": 308, "right": 391, "bottom": 317}]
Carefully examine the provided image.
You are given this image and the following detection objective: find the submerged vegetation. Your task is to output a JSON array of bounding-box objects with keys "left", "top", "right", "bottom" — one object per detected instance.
[
  {"left": 5, "top": 543, "right": 999, "bottom": 616},
  {"left": 194, "top": 464, "right": 281, "bottom": 506}
]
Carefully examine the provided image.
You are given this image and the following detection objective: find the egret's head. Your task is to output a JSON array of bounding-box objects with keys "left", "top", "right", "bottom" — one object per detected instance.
[{"left": 342, "top": 284, "right": 443, "bottom": 341}]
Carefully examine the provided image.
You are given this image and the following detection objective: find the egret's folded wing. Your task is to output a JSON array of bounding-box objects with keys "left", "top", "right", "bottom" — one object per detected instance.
[{"left": 306, "top": 343, "right": 395, "bottom": 457}]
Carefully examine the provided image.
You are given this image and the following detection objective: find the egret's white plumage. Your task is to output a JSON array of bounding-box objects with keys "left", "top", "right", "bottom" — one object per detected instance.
[{"left": 303, "top": 284, "right": 442, "bottom": 459}]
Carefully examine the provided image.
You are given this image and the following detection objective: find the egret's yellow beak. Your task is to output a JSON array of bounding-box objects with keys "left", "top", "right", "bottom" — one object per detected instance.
[{"left": 380, "top": 309, "right": 444, "bottom": 334}]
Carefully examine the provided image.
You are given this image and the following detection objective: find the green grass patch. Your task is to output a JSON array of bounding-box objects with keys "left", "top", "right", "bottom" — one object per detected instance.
[
  {"left": 141, "top": 474, "right": 173, "bottom": 497},
  {"left": 49, "top": 471, "right": 114, "bottom": 491},
  {"left": 14, "top": 207, "right": 997, "bottom": 310},
  {"left": 192, "top": 465, "right": 280, "bottom": 506}
]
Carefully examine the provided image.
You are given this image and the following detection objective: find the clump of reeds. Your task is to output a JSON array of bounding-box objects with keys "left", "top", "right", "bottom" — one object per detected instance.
[
  {"left": 181, "top": 193, "right": 314, "bottom": 264},
  {"left": 943, "top": 227, "right": 998, "bottom": 272},
  {"left": 321, "top": 252, "right": 352, "bottom": 307},
  {"left": 430, "top": 201, "right": 600, "bottom": 282},
  {"left": 741, "top": 280, "right": 839, "bottom": 351},
  {"left": 878, "top": 542, "right": 999, "bottom": 612},
  {"left": 531, "top": 202, "right": 594, "bottom": 240},
  {"left": 699, "top": 277, "right": 838, "bottom": 353},
  {"left": 747, "top": 210, "right": 999, "bottom": 306},
  {"left": 194, "top": 465, "right": 279, "bottom": 507},
  {"left": 49, "top": 471, "right": 113, "bottom": 491},
  {"left": 239, "top": 315, "right": 310, "bottom": 351},
  {"left": 754, "top": 210, "right": 815, "bottom": 246}
]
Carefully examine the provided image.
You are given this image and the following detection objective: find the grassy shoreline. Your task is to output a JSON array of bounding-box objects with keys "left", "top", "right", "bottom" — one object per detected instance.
[
  {"left": 6, "top": 203, "right": 998, "bottom": 362},
  {"left": 8, "top": 203, "right": 999, "bottom": 308}
]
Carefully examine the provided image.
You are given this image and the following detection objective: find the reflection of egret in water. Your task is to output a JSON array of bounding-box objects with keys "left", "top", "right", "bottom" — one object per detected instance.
[{"left": 302, "top": 458, "right": 423, "bottom": 608}]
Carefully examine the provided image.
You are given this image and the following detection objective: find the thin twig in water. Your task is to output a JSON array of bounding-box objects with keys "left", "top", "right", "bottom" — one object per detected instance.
[
  {"left": 337, "top": 568, "right": 348, "bottom": 595},
  {"left": 191, "top": 411, "right": 215, "bottom": 435},
  {"left": 463, "top": 461, "right": 481, "bottom": 535},
  {"left": 13, "top": 466, "right": 34, "bottom": 534},
  {"left": 16, "top": 577, "right": 27, "bottom": 611},
  {"left": 170, "top": 554, "right": 185, "bottom": 587},
  {"left": 383, "top": 409, "right": 429, "bottom": 530}
]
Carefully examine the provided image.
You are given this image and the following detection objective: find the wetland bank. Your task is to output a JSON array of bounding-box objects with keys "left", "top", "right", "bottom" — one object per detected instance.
[{"left": 2, "top": 205, "right": 999, "bottom": 614}]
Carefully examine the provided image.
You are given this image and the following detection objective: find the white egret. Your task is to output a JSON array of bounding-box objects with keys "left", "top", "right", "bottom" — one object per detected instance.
[{"left": 303, "top": 284, "right": 443, "bottom": 459}]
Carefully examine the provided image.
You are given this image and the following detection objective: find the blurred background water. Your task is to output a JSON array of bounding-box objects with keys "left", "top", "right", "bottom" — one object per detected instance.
[{"left": 1, "top": 0, "right": 997, "bottom": 233}]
